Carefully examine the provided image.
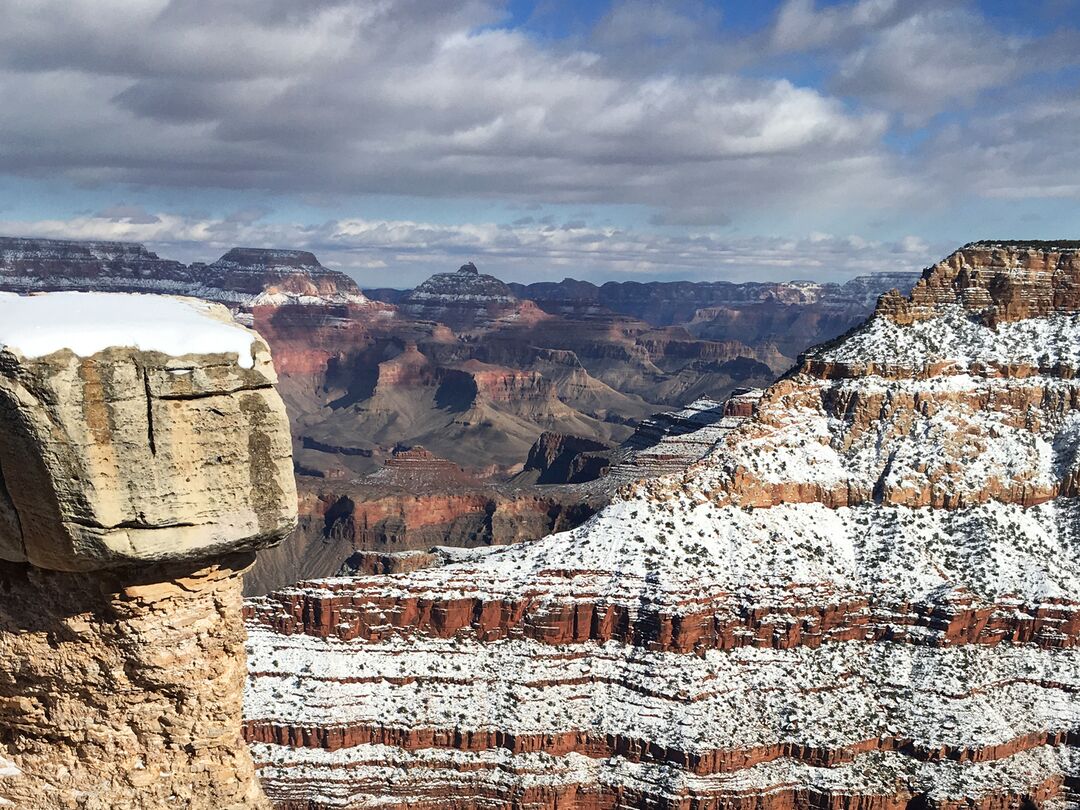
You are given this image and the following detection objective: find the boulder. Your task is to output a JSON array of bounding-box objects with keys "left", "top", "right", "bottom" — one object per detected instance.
[{"left": 0, "top": 293, "right": 296, "bottom": 571}]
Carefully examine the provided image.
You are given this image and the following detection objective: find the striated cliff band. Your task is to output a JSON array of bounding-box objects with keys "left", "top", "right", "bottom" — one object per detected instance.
[
  {"left": 0, "top": 292, "right": 297, "bottom": 808},
  {"left": 245, "top": 241, "right": 1080, "bottom": 809}
]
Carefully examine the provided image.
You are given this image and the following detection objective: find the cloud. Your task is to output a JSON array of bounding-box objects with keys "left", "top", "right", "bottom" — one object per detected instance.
[
  {"left": 0, "top": 209, "right": 941, "bottom": 286},
  {"left": 832, "top": 6, "right": 1026, "bottom": 123},
  {"left": 94, "top": 204, "right": 161, "bottom": 224},
  {"left": 0, "top": 0, "right": 897, "bottom": 224},
  {"left": 770, "top": 0, "right": 912, "bottom": 52},
  {"left": 770, "top": 0, "right": 1080, "bottom": 124},
  {"left": 921, "top": 89, "right": 1080, "bottom": 200},
  {"left": 0, "top": 0, "right": 362, "bottom": 79},
  {"left": 0, "top": 0, "right": 1076, "bottom": 268}
]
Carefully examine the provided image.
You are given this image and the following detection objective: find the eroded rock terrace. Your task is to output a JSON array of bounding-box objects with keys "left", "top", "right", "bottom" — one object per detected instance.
[{"left": 246, "top": 243, "right": 1080, "bottom": 809}]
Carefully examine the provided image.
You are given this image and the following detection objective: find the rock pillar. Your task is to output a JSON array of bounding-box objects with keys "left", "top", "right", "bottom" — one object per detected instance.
[{"left": 0, "top": 294, "right": 297, "bottom": 808}]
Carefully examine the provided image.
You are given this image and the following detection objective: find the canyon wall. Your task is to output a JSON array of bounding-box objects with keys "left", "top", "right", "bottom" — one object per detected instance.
[
  {"left": 246, "top": 242, "right": 1080, "bottom": 809},
  {"left": 0, "top": 292, "right": 297, "bottom": 808},
  {"left": 508, "top": 270, "right": 921, "bottom": 362}
]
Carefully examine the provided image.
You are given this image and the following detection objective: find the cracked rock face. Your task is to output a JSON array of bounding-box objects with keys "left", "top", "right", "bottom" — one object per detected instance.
[
  {"left": 0, "top": 302, "right": 296, "bottom": 571},
  {"left": 0, "top": 292, "right": 297, "bottom": 808}
]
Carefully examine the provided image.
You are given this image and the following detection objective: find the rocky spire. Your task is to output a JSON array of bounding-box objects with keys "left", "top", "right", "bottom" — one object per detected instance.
[
  {"left": 0, "top": 292, "right": 297, "bottom": 808},
  {"left": 402, "top": 261, "right": 522, "bottom": 331}
]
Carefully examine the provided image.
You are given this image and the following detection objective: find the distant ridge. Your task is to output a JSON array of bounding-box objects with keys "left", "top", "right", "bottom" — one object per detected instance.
[
  {"left": 966, "top": 239, "right": 1080, "bottom": 249},
  {"left": 0, "top": 236, "right": 371, "bottom": 307}
]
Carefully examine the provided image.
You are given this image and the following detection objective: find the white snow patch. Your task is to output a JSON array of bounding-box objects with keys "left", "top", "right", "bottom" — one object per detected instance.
[
  {"left": 0, "top": 292, "right": 259, "bottom": 368},
  {"left": 812, "top": 306, "right": 1080, "bottom": 371}
]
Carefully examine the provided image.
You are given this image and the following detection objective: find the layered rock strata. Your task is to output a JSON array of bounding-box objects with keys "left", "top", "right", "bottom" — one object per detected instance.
[
  {"left": 0, "top": 292, "right": 297, "bottom": 808},
  {"left": 0, "top": 238, "right": 372, "bottom": 308},
  {"left": 521, "top": 432, "right": 612, "bottom": 484},
  {"left": 244, "top": 461, "right": 605, "bottom": 596},
  {"left": 246, "top": 396, "right": 745, "bottom": 596},
  {"left": 509, "top": 271, "right": 921, "bottom": 326},
  {"left": 400, "top": 262, "right": 540, "bottom": 332},
  {"left": 246, "top": 243, "right": 1080, "bottom": 809},
  {"left": 509, "top": 271, "right": 921, "bottom": 363}
]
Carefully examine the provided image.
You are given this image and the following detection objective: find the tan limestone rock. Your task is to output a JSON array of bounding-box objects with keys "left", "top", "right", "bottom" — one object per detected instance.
[
  {"left": 0, "top": 298, "right": 297, "bottom": 571},
  {"left": 0, "top": 293, "right": 296, "bottom": 808}
]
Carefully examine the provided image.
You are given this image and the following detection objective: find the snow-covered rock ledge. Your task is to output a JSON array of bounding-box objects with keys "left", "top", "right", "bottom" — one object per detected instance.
[
  {"left": 0, "top": 291, "right": 297, "bottom": 570},
  {"left": 0, "top": 290, "right": 299, "bottom": 808}
]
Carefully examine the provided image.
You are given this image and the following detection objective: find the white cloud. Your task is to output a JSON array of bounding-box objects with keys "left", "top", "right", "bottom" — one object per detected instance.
[
  {"left": 833, "top": 6, "right": 1026, "bottom": 122},
  {"left": 0, "top": 209, "right": 940, "bottom": 286},
  {"left": 0, "top": 0, "right": 896, "bottom": 224},
  {"left": 771, "top": 0, "right": 908, "bottom": 52},
  {"left": 0, "top": 0, "right": 1076, "bottom": 262},
  {"left": 922, "top": 91, "right": 1080, "bottom": 200}
]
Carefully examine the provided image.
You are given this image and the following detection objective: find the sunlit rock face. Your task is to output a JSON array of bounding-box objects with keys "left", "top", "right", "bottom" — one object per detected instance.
[
  {"left": 0, "top": 292, "right": 296, "bottom": 809},
  {"left": 246, "top": 243, "right": 1080, "bottom": 810},
  {"left": 0, "top": 293, "right": 296, "bottom": 571}
]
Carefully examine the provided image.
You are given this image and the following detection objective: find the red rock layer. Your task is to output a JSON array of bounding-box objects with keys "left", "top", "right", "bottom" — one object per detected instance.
[
  {"left": 243, "top": 484, "right": 602, "bottom": 595},
  {"left": 245, "top": 722, "right": 1080, "bottom": 773},
  {"left": 246, "top": 587, "right": 1080, "bottom": 651}
]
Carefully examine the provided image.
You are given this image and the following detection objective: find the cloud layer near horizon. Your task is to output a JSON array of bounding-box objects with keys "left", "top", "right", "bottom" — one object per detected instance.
[{"left": 0, "top": 208, "right": 935, "bottom": 284}]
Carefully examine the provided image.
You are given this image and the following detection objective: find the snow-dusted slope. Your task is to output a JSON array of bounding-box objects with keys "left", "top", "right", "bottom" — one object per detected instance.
[
  {"left": 400, "top": 262, "right": 545, "bottom": 332},
  {"left": 245, "top": 242, "right": 1080, "bottom": 809}
]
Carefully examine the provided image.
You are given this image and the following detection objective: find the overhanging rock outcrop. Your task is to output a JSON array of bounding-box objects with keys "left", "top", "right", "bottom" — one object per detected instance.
[{"left": 0, "top": 291, "right": 297, "bottom": 808}]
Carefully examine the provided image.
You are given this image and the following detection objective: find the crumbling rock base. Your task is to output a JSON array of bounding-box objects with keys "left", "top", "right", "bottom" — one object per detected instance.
[{"left": 0, "top": 552, "right": 268, "bottom": 808}]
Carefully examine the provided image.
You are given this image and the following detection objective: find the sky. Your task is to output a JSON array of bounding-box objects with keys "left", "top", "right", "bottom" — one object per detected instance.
[{"left": 0, "top": 0, "right": 1077, "bottom": 287}]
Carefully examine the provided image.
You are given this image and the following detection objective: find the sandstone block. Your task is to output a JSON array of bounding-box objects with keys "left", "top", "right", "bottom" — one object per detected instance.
[{"left": 0, "top": 293, "right": 297, "bottom": 571}]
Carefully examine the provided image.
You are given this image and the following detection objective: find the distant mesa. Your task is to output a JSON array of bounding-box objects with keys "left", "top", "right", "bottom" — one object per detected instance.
[
  {"left": 0, "top": 236, "right": 371, "bottom": 308},
  {"left": 213, "top": 247, "right": 324, "bottom": 271},
  {"left": 401, "top": 260, "right": 523, "bottom": 331},
  {"left": 201, "top": 246, "right": 367, "bottom": 303}
]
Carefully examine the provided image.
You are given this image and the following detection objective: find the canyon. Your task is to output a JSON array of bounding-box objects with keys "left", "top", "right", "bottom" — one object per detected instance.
[
  {"left": 0, "top": 237, "right": 917, "bottom": 592},
  {"left": 2, "top": 239, "right": 1079, "bottom": 808},
  {"left": 244, "top": 241, "right": 1080, "bottom": 809}
]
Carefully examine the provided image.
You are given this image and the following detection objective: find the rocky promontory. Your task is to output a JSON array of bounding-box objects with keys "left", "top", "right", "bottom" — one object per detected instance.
[{"left": 0, "top": 292, "right": 297, "bottom": 808}]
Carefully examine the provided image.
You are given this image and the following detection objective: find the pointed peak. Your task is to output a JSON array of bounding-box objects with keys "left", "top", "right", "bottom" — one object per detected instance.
[{"left": 458, "top": 262, "right": 479, "bottom": 275}]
